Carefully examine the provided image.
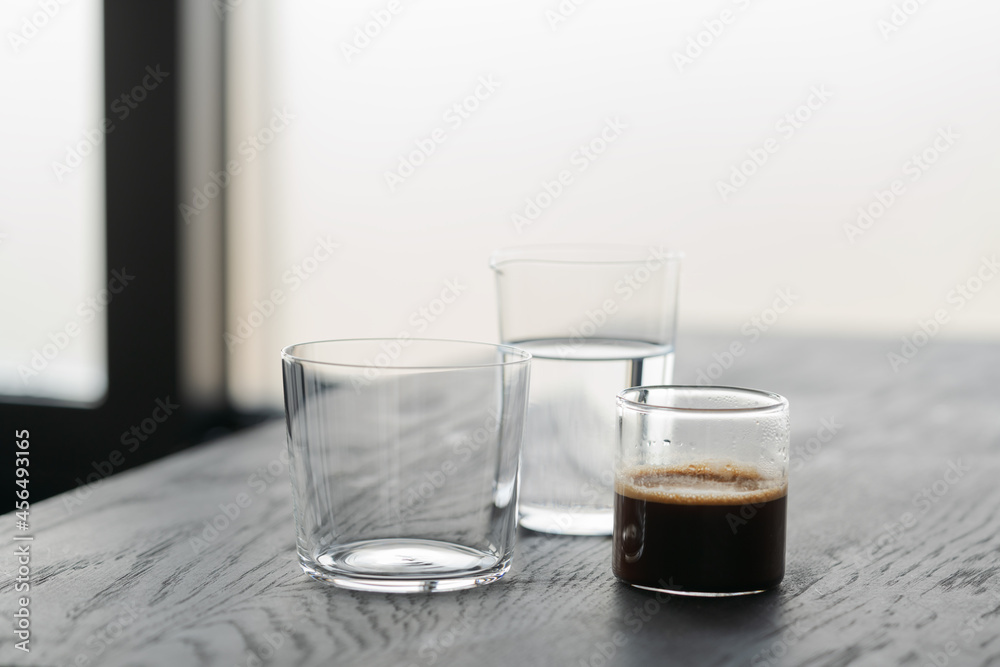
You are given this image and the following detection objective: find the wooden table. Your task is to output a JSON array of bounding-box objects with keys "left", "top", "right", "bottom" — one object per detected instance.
[{"left": 3, "top": 335, "right": 999, "bottom": 666}]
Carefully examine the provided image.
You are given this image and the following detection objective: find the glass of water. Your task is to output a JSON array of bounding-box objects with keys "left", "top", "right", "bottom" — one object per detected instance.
[
  {"left": 281, "top": 338, "right": 531, "bottom": 592},
  {"left": 490, "top": 245, "right": 681, "bottom": 535}
]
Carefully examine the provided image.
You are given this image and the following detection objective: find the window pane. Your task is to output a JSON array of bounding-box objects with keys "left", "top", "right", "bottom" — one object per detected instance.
[{"left": 0, "top": 0, "right": 106, "bottom": 403}]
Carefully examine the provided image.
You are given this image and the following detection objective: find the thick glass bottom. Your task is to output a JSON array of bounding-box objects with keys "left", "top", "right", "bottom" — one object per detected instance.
[
  {"left": 625, "top": 580, "right": 774, "bottom": 597},
  {"left": 519, "top": 504, "right": 612, "bottom": 536},
  {"left": 299, "top": 539, "right": 510, "bottom": 593}
]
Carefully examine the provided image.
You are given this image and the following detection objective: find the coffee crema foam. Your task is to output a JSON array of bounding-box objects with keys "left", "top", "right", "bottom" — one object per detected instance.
[{"left": 616, "top": 461, "right": 787, "bottom": 506}]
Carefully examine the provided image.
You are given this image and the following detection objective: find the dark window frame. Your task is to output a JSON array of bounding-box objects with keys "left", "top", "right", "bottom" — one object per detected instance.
[{"left": 3, "top": 0, "right": 261, "bottom": 501}]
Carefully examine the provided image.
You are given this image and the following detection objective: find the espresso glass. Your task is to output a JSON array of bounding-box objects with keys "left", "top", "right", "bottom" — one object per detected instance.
[
  {"left": 613, "top": 386, "right": 789, "bottom": 596},
  {"left": 281, "top": 338, "right": 531, "bottom": 592}
]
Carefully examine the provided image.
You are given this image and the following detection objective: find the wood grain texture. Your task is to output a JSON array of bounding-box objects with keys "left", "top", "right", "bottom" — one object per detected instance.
[{"left": 2, "top": 335, "right": 1000, "bottom": 667}]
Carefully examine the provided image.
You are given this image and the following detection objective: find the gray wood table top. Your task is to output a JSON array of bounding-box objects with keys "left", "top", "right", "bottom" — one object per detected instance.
[{"left": 3, "top": 335, "right": 999, "bottom": 667}]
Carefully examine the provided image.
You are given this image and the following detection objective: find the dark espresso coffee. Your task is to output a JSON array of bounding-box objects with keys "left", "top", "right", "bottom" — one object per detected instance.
[{"left": 613, "top": 463, "right": 786, "bottom": 594}]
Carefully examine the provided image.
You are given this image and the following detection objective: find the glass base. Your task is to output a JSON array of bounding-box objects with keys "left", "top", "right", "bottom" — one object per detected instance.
[
  {"left": 624, "top": 581, "right": 773, "bottom": 597},
  {"left": 299, "top": 539, "right": 510, "bottom": 593},
  {"left": 519, "top": 504, "right": 612, "bottom": 536}
]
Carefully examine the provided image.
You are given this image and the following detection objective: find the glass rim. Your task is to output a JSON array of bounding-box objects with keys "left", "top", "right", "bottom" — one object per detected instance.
[
  {"left": 490, "top": 243, "right": 683, "bottom": 268},
  {"left": 617, "top": 385, "right": 788, "bottom": 414},
  {"left": 280, "top": 337, "right": 532, "bottom": 370}
]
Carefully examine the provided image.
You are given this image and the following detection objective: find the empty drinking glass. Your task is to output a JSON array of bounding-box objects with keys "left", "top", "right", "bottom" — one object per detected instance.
[{"left": 281, "top": 338, "right": 531, "bottom": 592}]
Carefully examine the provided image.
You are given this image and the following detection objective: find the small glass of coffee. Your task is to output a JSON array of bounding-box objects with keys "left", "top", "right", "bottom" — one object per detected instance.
[{"left": 613, "top": 386, "right": 789, "bottom": 596}]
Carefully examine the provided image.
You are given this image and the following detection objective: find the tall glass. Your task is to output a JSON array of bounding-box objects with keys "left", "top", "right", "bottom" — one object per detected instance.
[
  {"left": 614, "top": 386, "right": 789, "bottom": 596},
  {"left": 490, "top": 244, "right": 681, "bottom": 535},
  {"left": 281, "top": 338, "right": 531, "bottom": 592}
]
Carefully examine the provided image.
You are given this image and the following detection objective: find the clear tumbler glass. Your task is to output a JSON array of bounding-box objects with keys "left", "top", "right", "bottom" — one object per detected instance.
[
  {"left": 614, "top": 386, "right": 789, "bottom": 596},
  {"left": 490, "top": 244, "right": 681, "bottom": 535},
  {"left": 281, "top": 338, "right": 531, "bottom": 592}
]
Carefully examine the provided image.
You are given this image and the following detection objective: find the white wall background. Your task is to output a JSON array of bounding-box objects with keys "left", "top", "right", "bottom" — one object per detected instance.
[{"left": 225, "top": 0, "right": 1000, "bottom": 408}]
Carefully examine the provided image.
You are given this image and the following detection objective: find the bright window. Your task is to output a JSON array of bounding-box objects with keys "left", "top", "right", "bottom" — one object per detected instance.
[{"left": 0, "top": 0, "right": 106, "bottom": 403}]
